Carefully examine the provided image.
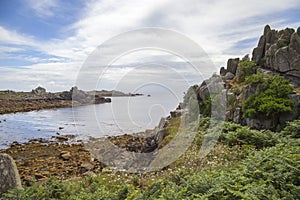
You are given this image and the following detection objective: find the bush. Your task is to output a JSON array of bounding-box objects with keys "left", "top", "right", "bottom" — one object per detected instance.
[
  {"left": 137, "top": 144, "right": 300, "bottom": 199},
  {"left": 3, "top": 119, "right": 300, "bottom": 200},
  {"left": 243, "top": 74, "right": 294, "bottom": 127},
  {"left": 214, "top": 122, "right": 279, "bottom": 149},
  {"left": 237, "top": 57, "right": 257, "bottom": 82},
  {"left": 280, "top": 120, "right": 300, "bottom": 138}
]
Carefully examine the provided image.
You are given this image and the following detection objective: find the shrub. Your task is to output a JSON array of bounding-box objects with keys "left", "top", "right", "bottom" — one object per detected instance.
[
  {"left": 280, "top": 120, "right": 300, "bottom": 138},
  {"left": 237, "top": 57, "right": 257, "bottom": 82},
  {"left": 216, "top": 122, "right": 279, "bottom": 149},
  {"left": 243, "top": 74, "right": 294, "bottom": 127},
  {"left": 137, "top": 143, "right": 300, "bottom": 199}
]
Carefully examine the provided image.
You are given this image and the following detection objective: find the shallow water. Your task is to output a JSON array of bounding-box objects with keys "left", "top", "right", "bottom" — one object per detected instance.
[{"left": 0, "top": 93, "right": 181, "bottom": 149}]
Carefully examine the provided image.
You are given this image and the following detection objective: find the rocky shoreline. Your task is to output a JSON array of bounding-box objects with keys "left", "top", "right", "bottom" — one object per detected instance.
[
  {"left": 0, "top": 86, "right": 144, "bottom": 115},
  {"left": 0, "top": 109, "right": 182, "bottom": 185},
  {"left": 0, "top": 86, "right": 112, "bottom": 115},
  {"left": 0, "top": 137, "right": 103, "bottom": 185}
]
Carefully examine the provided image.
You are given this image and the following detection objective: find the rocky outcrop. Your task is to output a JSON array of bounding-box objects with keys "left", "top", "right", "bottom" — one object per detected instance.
[
  {"left": 208, "top": 25, "right": 300, "bottom": 129},
  {"left": 220, "top": 67, "right": 227, "bottom": 76},
  {"left": 31, "top": 86, "right": 46, "bottom": 95},
  {"left": 0, "top": 154, "right": 22, "bottom": 195},
  {"left": 227, "top": 58, "right": 240, "bottom": 75},
  {"left": 59, "top": 86, "right": 111, "bottom": 104},
  {"left": 252, "top": 25, "right": 300, "bottom": 86},
  {"left": 84, "top": 108, "right": 188, "bottom": 172},
  {"left": 0, "top": 139, "right": 103, "bottom": 184},
  {"left": 219, "top": 58, "right": 240, "bottom": 78},
  {"left": 0, "top": 87, "right": 111, "bottom": 114}
]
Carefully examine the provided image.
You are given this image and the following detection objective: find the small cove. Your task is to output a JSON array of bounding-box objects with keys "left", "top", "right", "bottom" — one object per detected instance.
[{"left": 0, "top": 93, "right": 181, "bottom": 149}]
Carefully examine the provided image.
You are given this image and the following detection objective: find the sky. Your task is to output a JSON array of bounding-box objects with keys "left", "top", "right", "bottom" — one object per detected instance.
[{"left": 0, "top": 0, "right": 300, "bottom": 93}]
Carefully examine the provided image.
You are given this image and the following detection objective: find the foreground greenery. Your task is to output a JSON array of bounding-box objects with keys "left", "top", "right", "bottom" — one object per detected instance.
[
  {"left": 242, "top": 74, "right": 294, "bottom": 125},
  {"left": 2, "top": 119, "right": 300, "bottom": 200}
]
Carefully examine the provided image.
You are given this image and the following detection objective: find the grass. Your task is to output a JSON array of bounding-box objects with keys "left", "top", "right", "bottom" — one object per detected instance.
[
  {"left": 158, "top": 117, "right": 181, "bottom": 149},
  {"left": 2, "top": 119, "right": 300, "bottom": 199},
  {"left": 295, "top": 87, "right": 300, "bottom": 94}
]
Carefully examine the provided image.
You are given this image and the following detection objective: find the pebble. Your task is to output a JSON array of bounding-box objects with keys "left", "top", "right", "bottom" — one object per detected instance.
[
  {"left": 80, "top": 162, "right": 94, "bottom": 171},
  {"left": 60, "top": 151, "right": 71, "bottom": 160},
  {"left": 56, "top": 136, "right": 68, "bottom": 141}
]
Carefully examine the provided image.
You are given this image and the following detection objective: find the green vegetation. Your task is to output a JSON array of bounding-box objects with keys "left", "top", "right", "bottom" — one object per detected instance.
[
  {"left": 237, "top": 56, "right": 257, "bottom": 82},
  {"left": 242, "top": 74, "right": 294, "bottom": 127},
  {"left": 218, "top": 121, "right": 279, "bottom": 148},
  {"left": 198, "top": 94, "right": 211, "bottom": 117},
  {"left": 3, "top": 119, "right": 299, "bottom": 200},
  {"left": 158, "top": 117, "right": 181, "bottom": 148}
]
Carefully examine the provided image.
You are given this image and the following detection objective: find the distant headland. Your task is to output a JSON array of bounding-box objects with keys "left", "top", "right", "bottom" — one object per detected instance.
[{"left": 0, "top": 86, "right": 143, "bottom": 114}]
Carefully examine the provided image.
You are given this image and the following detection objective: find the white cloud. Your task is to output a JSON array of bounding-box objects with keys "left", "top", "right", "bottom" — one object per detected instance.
[
  {"left": 1, "top": 0, "right": 300, "bottom": 91},
  {"left": 0, "top": 62, "right": 80, "bottom": 91},
  {"left": 26, "top": 0, "right": 58, "bottom": 18},
  {"left": 0, "top": 46, "right": 24, "bottom": 56},
  {"left": 0, "top": 26, "right": 36, "bottom": 46}
]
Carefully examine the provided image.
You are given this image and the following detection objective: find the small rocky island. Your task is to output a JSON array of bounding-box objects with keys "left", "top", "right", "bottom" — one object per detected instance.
[{"left": 0, "top": 86, "right": 142, "bottom": 114}]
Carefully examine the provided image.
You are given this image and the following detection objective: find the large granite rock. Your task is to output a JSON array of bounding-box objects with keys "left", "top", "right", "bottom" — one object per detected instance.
[
  {"left": 0, "top": 154, "right": 22, "bottom": 195},
  {"left": 224, "top": 72, "right": 235, "bottom": 80},
  {"left": 202, "top": 25, "right": 300, "bottom": 130},
  {"left": 252, "top": 25, "right": 300, "bottom": 86},
  {"left": 59, "top": 87, "right": 111, "bottom": 104},
  {"left": 227, "top": 58, "right": 240, "bottom": 75},
  {"left": 31, "top": 86, "right": 46, "bottom": 95},
  {"left": 196, "top": 74, "right": 224, "bottom": 102},
  {"left": 220, "top": 66, "right": 227, "bottom": 76}
]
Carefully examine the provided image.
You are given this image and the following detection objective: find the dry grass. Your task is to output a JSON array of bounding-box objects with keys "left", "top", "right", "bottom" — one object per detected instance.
[{"left": 294, "top": 87, "right": 300, "bottom": 94}]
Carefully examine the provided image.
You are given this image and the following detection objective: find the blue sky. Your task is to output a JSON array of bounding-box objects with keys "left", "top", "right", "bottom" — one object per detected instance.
[{"left": 0, "top": 0, "right": 300, "bottom": 92}]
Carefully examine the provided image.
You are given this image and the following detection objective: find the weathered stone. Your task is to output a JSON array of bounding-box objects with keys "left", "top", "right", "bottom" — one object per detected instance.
[
  {"left": 227, "top": 58, "right": 240, "bottom": 75},
  {"left": 34, "top": 173, "right": 46, "bottom": 180},
  {"left": 31, "top": 86, "right": 46, "bottom": 95},
  {"left": 155, "top": 129, "right": 167, "bottom": 144},
  {"left": 71, "top": 86, "right": 89, "bottom": 102},
  {"left": 170, "top": 110, "right": 182, "bottom": 118},
  {"left": 80, "top": 162, "right": 94, "bottom": 172},
  {"left": 274, "top": 46, "right": 290, "bottom": 72},
  {"left": 60, "top": 151, "right": 71, "bottom": 160},
  {"left": 0, "top": 154, "right": 22, "bottom": 194},
  {"left": 220, "top": 67, "right": 227, "bottom": 76},
  {"left": 254, "top": 25, "right": 300, "bottom": 86},
  {"left": 285, "top": 71, "right": 300, "bottom": 87},
  {"left": 290, "top": 32, "right": 300, "bottom": 54},
  {"left": 224, "top": 72, "right": 235, "bottom": 80},
  {"left": 252, "top": 25, "right": 300, "bottom": 75},
  {"left": 233, "top": 107, "right": 241, "bottom": 123},
  {"left": 197, "top": 75, "right": 224, "bottom": 102},
  {"left": 256, "top": 68, "right": 275, "bottom": 75},
  {"left": 252, "top": 35, "right": 266, "bottom": 64},
  {"left": 158, "top": 118, "right": 167, "bottom": 129},
  {"left": 263, "top": 24, "right": 270, "bottom": 34},
  {"left": 56, "top": 136, "right": 69, "bottom": 141}
]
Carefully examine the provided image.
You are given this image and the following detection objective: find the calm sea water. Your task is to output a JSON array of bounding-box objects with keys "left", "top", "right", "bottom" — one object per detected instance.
[{"left": 0, "top": 93, "right": 181, "bottom": 149}]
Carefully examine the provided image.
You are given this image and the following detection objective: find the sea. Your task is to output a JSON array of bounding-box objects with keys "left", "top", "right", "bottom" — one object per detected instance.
[{"left": 0, "top": 92, "right": 182, "bottom": 149}]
